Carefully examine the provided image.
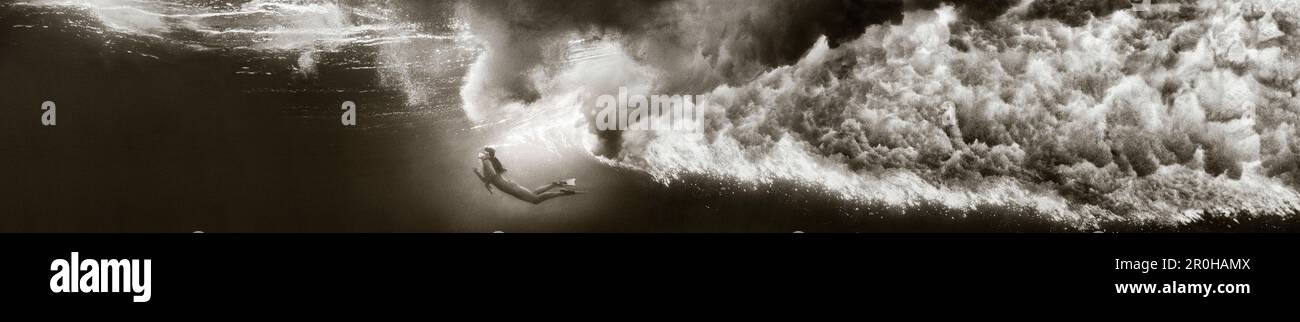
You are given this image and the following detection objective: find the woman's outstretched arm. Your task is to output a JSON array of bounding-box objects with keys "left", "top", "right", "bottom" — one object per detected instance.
[{"left": 480, "top": 157, "right": 499, "bottom": 179}]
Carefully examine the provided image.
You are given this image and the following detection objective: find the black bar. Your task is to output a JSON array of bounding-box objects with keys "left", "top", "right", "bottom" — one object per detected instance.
[{"left": 2, "top": 234, "right": 1295, "bottom": 309}]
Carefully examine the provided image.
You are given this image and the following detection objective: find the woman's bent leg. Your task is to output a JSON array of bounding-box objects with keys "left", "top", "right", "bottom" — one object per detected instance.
[
  {"left": 528, "top": 191, "right": 574, "bottom": 205},
  {"left": 531, "top": 183, "right": 561, "bottom": 195}
]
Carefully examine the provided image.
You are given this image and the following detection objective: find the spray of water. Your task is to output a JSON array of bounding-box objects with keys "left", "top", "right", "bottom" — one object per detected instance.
[{"left": 455, "top": 0, "right": 1300, "bottom": 227}]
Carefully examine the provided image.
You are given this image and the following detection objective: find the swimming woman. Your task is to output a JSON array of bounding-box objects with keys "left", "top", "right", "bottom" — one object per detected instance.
[{"left": 473, "top": 147, "right": 581, "bottom": 205}]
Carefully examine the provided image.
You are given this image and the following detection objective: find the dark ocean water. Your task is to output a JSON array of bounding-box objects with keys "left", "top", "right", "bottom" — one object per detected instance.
[{"left": 2, "top": 0, "right": 1297, "bottom": 232}]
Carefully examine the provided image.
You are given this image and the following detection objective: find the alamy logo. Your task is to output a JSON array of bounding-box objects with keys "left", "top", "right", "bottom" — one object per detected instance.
[
  {"left": 49, "top": 252, "right": 152, "bottom": 302},
  {"left": 593, "top": 87, "right": 708, "bottom": 132}
]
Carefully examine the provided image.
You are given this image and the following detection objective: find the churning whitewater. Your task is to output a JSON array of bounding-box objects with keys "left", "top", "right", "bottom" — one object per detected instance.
[
  {"left": 460, "top": 0, "right": 1300, "bottom": 228},
  {"left": 17, "top": 0, "right": 1300, "bottom": 229}
]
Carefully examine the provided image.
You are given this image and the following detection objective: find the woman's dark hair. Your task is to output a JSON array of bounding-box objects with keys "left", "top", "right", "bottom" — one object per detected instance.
[{"left": 484, "top": 147, "right": 506, "bottom": 173}]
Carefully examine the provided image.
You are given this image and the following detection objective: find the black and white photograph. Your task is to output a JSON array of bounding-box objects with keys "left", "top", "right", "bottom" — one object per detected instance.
[
  {"left": 2, "top": 0, "right": 1298, "bottom": 308},
  {"left": 7, "top": 0, "right": 1300, "bottom": 233}
]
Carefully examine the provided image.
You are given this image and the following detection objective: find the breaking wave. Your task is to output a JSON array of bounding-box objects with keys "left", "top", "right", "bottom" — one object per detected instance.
[{"left": 459, "top": 0, "right": 1300, "bottom": 228}]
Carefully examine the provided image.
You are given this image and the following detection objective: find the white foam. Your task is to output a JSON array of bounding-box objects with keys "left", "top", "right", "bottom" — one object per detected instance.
[{"left": 460, "top": 2, "right": 1300, "bottom": 226}]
